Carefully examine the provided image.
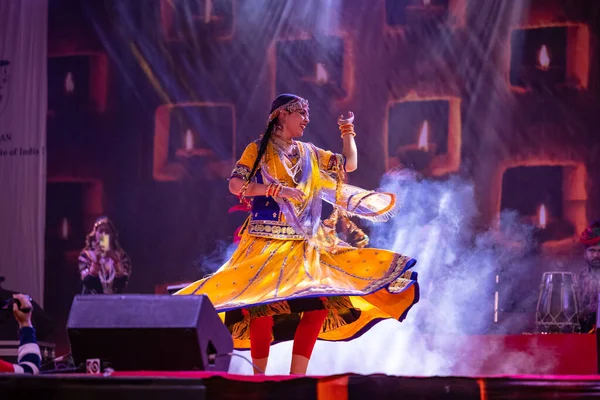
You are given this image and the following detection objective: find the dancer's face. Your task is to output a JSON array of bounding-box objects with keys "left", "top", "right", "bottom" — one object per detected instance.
[{"left": 280, "top": 109, "right": 310, "bottom": 139}]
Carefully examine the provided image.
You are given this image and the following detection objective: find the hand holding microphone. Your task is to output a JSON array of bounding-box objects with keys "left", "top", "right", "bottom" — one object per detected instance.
[{"left": 11, "top": 294, "right": 33, "bottom": 328}]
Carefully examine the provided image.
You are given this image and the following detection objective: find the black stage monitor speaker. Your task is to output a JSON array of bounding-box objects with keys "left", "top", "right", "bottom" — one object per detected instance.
[{"left": 67, "top": 295, "right": 232, "bottom": 372}]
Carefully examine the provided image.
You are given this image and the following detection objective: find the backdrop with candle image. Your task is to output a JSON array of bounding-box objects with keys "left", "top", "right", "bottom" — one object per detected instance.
[{"left": 35, "top": 0, "right": 600, "bottom": 373}]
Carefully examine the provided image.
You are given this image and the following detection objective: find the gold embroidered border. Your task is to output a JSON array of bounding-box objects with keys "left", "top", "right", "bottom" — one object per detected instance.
[
  {"left": 388, "top": 270, "right": 416, "bottom": 293},
  {"left": 248, "top": 220, "right": 304, "bottom": 240},
  {"left": 251, "top": 220, "right": 290, "bottom": 226},
  {"left": 267, "top": 97, "right": 309, "bottom": 123},
  {"left": 218, "top": 254, "right": 416, "bottom": 310},
  {"left": 230, "top": 164, "right": 251, "bottom": 181}
]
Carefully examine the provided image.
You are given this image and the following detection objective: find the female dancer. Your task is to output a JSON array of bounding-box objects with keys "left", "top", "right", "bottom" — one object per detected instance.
[{"left": 177, "top": 94, "right": 418, "bottom": 375}]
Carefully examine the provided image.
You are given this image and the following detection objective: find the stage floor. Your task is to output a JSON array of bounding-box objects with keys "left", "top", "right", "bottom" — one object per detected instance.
[
  {"left": 3, "top": 332, "right": 596, "bottom": 398},
  {"left": 2, "top": 371, "right": 600, "bottom": 399},
  {"left": 224, "top": 332, "right": 598, "bottom": 376}
]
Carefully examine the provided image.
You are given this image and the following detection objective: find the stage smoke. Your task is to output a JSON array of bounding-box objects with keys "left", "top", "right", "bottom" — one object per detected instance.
[{"left": 229, "top": 171, "right": 566, "bottom": 375}]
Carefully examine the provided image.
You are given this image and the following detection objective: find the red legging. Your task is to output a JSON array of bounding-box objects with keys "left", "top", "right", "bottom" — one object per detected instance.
[{"left": 250, "top": 310, "right": 328, "bottom": 359}]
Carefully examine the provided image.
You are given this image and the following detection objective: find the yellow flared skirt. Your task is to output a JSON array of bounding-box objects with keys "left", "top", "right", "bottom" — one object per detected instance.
[{"left": 176, "top": 232, "right": 418, "bottom": 349}]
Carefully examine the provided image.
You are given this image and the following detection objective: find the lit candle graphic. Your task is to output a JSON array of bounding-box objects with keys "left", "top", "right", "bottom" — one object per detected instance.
[
  {"left": 538, "top": 204, "right": 547, "bottom": 229},
  {"left": 176, "top": 128, "right": 214, "bottom": 158},
  {"left": 315, "top": 63, "right": 329, "bottom": 85},
  {"left": 417, "top": 121, "right": 430, "bottom": 151},
  {"left": 538, "top": 45, "right": 550, "bottom": 71},
  {"left": 184, "top": 129, "right": 194, "bottom": 151},
  {"left": 394, "top": 120, "right": 437, "bottom": 173},
  {"left": 204, "top": 0, "right": 213, "bottom": 24},
  {"left": 64, "top": 72, "right": 75, "bottom": 94},
  {"left": 60, "top": 217, "right": 70, "bottom": 240},
  {"left": 300, "top": 62, "right": 333, "bottom": 88}
]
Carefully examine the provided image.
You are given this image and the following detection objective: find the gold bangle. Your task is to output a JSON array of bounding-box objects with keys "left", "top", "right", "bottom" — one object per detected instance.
[
  {"left": 341, "top": 131, "right": 356, "bottom": 138},
  {"left": 239, "top": 181, "right": 250, "bottom": 199}
]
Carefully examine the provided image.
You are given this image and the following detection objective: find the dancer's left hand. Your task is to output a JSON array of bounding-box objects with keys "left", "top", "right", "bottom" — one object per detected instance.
[{"left": 337, "top": 111, "right": 354, "bottom": 126}]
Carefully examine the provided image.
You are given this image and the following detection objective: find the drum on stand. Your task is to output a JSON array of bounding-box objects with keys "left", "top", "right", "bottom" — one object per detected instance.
[{"left": 535, "top": 272, "right": 581, "bottom": 333}]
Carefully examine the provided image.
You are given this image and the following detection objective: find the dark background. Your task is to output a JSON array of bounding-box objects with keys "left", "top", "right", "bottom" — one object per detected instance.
[{"left": 38, "top": 0, "right": 600, "bottom": 350}]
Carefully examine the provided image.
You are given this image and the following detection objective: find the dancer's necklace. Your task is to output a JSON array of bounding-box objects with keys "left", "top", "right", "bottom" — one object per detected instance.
[
  {"left": 271, "top": 139, "right": 301, "bottom": 184},
  {"left": 272, "top": 136, "right": 296, "bottom": 156}
]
